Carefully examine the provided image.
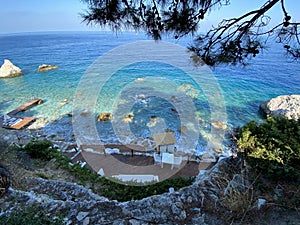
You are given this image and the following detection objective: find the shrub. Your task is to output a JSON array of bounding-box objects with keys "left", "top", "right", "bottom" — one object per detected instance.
[
  {"left": 238, "top": 116, "right": 300, "bottom": 181},
  {"left": 0, "top": 205, "right": 64, "bottom": 225},
  {"left": 22, "top": 140, "right": 58, "bottom": 160},
  {"left": 97, "top": 176, "right": 195, "bottom": 201}
]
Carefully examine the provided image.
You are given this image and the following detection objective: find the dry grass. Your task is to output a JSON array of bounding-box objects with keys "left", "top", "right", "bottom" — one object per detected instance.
[
  {"left": 211, "top": 161, "right": 257, "bottom": 223},
  {"left": 0, "top": 164, "right": 11, "bottom": 198}
]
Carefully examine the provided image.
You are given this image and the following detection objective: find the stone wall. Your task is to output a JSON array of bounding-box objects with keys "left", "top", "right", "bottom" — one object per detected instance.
[{"left": 0, "top": 157, "right": 245, "bottom": 225}]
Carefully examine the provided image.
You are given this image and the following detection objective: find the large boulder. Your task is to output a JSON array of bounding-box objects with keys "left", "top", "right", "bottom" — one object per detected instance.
[
  {"left": 260, "top": 95, "right": 300, "bottom": 120},
  {"left": 0, "top": 59, "right": 23, "bottom": 78},
  {"left": 38, "top": 64, "right": 58, "bottom": 72}
]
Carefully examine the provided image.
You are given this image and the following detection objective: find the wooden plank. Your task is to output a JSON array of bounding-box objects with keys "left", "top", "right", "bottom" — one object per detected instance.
[
  {"left": 9, "top": 117, "right": 35, "bottom": 130},
  {"left": 7, "top": 98, "right": 42, "bottom": 116}
]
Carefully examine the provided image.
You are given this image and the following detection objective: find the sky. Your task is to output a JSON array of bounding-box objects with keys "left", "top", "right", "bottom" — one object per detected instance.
[
  {"left": 0, "top": 0, "right": 299, "bottom": 34},
  {"left": 0, "top": 0, "right": 92, "bottom": 33}
]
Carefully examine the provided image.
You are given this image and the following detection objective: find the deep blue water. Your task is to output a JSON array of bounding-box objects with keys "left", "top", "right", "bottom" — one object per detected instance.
[{"left": 0, "top": 32, "right": 299, "bottom": 152}]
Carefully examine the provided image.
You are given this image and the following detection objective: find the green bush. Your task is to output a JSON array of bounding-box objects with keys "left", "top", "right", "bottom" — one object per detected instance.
[
  {"left": 0, "top": 206, "right": 64, "bottom": 225},
  {"left": 22, "top": 140, "right": 58, "bottom": 160},
  {"left": 97, "top": 176, "right": 195, "bottom": 201},
  {"left": 238, "top": 116, "right": 300, "bottom": 181}
]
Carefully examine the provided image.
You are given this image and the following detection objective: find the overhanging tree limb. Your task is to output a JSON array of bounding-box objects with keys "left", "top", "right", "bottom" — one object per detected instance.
[{"left": 81, "top": 0, "right": 300, "bottom": 65}]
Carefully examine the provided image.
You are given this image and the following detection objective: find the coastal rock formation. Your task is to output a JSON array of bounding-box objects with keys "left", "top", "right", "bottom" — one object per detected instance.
[
  {"left": 0, "top": 59, "right": 23, "bottom": 78},
  {"left": 38, "top": 64, "right": 58, "bottom": 72},
  {"left": 97, "top": 112, "right": 112, "bottom": 122},
  {"left": 260, "top": 95, "right": 300, "bottom": 120}
]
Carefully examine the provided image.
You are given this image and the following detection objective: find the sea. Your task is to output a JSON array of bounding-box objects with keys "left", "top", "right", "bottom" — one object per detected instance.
[{"left": 0, "top": 31, "right": 299, "bottom": 155}]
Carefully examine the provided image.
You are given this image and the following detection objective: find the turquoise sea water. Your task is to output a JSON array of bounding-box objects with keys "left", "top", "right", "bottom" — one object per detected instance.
[{"left": 0, "top": 32, "right": 299, "bottom": 153}]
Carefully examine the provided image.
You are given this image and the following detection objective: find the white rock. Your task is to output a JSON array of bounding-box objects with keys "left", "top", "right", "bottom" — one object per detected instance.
[
  {"left": 82, "top": 216, "right": 90, "bottom": 225},
  {"left": 0, "top": 59, "right": 23, "bottom": 78},
  {"left": 76, "top": 211, "right": 89, "bottom": 221},
  {"left": 169, "top": 187, "right": 175, "bottom": 193},
  {"left": 257, "top": 198, "right": 267, "bottom": 209},
  {"left": 260, "top": 95, "right": 300, "bottom": 120},
  {"left": 3, "top": 136, "right": 10, "bottom": 141}
]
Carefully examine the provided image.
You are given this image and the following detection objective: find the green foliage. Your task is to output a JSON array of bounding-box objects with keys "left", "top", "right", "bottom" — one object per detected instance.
[
  {"left": 238, "top": 116, "right": 300, "bottom": 181},
  {"left": 96, "top": 176, "right": 195, "bottom": 202},
  {"left": 34, "top": 173, "right": 49, "bottom": 179},
  {"left": 0, "top": 205, "right": 64, "bottom": 225},
  {"left": 22, "top": 140, "right": 58, "bottom": 160}
]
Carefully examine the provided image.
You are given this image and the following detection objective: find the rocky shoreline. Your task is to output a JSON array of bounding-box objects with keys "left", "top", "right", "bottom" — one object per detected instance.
[{"left": 1, "top": 95, "right": 300, "bottom": 224}]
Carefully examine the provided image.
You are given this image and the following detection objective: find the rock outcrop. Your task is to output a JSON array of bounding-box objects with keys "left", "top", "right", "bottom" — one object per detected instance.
[
  {"left": 97, "top": 112, "right": 112, "bottom": 122},
  {"left": 260, "top": 95, "right": 300, "bottom": 120},
  {"left": 38, "top": 64, "right": 58, "bottom": 72},
  {"left": 0, "top": 59, "right": 23, "bottom": 78}
]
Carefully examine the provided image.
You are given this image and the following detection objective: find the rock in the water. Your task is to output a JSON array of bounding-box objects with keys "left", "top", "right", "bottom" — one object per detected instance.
[
  {"left": 122, "top": 113, "right": 134, "bottom": 123},
  {"left": 178, "top": 125, "right": 188, "bottom": 134},
  {"left": 0, "top": 59, "right": 23, "bottom": 78},
  {"left": 97, "top": 112, "right": 112, "bottom": 122},
  {"left": 57, "top": 99, "right": 68, "bottom": 107},
  {"left": 211, "top": 120, "right": 227, "bottom": 130},
  {"left": 135, "top": 77, "right": 144, "bottom": 82},
  {"left": 260, "top": 95, "right": 300, "bottom": 120},
  {"left": 38, "top": 64, "right": 58, "bottom": 72}
]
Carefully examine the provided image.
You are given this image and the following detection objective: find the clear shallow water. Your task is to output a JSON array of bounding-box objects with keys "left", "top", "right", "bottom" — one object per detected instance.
[{"left": 0, "top": 32, "right": 299, "bottom": 153}]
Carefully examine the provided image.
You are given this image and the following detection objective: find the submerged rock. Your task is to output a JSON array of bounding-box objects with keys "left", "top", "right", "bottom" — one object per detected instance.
[
  {"left": 57, "top": 99, "right": 68, "bottom": 107},
  {"left": 260, "top": 95, "right": 300, "bottom": 120},
  {"left": 122, "top": 113, "right": 134, "bottom": 123},
  {"left": 97, "top": 112, "right": 112, "bottom": 122},
  {"left": 0, "top": 59, "right": 23, "bottom": 78},
  {"left": 135, "top": 77, "right": 144, "bottom": 82},
  {"left": 38, "top": 64, "right": 58, "bottom": 72},
  {"left": 178, "top": 125, "right": 188, "bottom": 134},
  {"left": 211, "top": 120, "right": 227, "bottom": 130}
]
